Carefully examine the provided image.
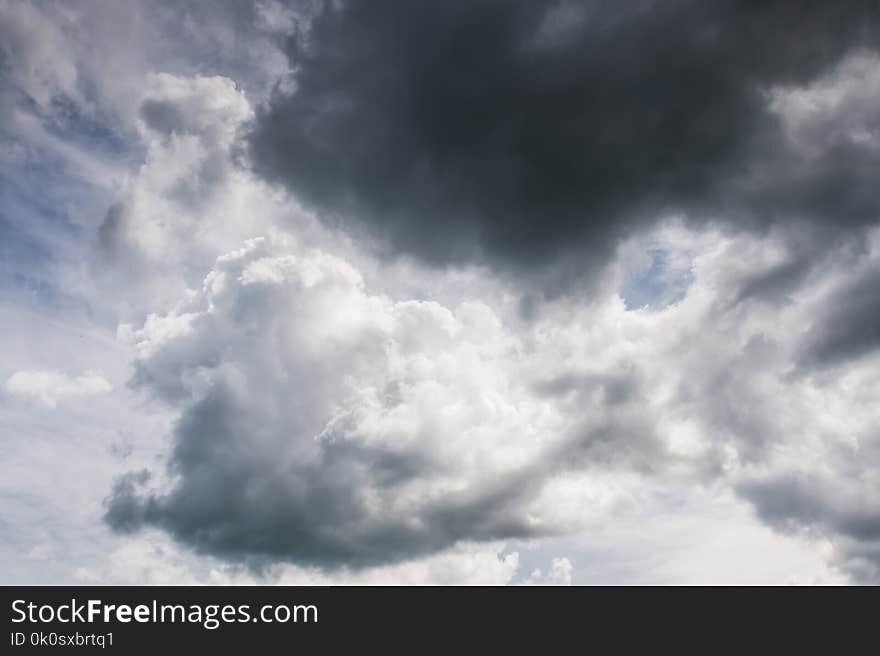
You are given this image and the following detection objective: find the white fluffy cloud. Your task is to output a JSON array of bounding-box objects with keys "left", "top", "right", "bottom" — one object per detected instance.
[{"left": 5, "top": 369, "right": 111, "bottom": 407}]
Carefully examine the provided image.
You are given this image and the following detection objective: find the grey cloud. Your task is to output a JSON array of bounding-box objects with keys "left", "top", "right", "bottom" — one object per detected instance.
[
  {"left": 741, "top": 476, "right": 880, "bottom": 542},
  {"left": 96, "top": 202, "right": 127, "bottom": 258},
  {"left": 104, "top": 469, "right": 153, "bottom": 533},
  {"left": 106, "top": 369, "right": 546, "bottom": 567},
  {"left": 534, "top": 371, "right": 669, "bottom": 472},
  {"left": 248, "top": 0, "right": 880, "bottom": 289},
  {"left": 798, "top": 266, "right": 880, "bottom": 367},
  {"left": 738, "top": 471, "right": 880, "bottom": 581},
  {"left": 730, "top": 226, "right": 869, "bottom": 306},
  {"left": 534, "top": 371, "right": 638, "bottom": 405},
  {"left": 139, "top": 100, "right": 191, "bottom": 135},
  {"left": 733, "top": 256, "right": 815, "bottom": 306}
]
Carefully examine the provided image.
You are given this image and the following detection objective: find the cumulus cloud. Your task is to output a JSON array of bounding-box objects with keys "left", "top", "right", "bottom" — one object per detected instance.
[
  {"left": 5, "top": 369, "right": 111, "bottom": 407},
  {"left": 248, "top": 0, "right": 880, "bottom": 290},
  {"left": 106, "top": 236, "right": 651, "bottom": 567}
]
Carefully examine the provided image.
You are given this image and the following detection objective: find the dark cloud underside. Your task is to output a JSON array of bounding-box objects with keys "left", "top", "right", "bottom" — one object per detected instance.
[
  {"left": 105, "top": 386, "right": 547, "bottom": 567},
  {"left": 249, "top": 0, "right": 880, "bottom": 282}
]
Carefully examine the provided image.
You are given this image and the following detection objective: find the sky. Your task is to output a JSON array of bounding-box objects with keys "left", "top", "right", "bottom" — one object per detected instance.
[{"left": 1, "top": 0, "right": 879, "bottom": 585}]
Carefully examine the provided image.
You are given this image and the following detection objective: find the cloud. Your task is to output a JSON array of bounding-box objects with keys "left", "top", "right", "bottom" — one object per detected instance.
[
  {"left": 254, "top": 0, "right": 300, "bottom": 36},
  {"left": 5, "top": 369, "right": 111, "bottom": 407},
  {"left": 105, "top": 236, "right": 653, "bottom": 567},
  {"left": 101, "top": 206, "right": 880, "bottom": 579},
  {"left": 6, "top": 0, "right": 880, "bottom": 585},
  {"left": 797, "top": 264, "right": 880, "bottom": 368},
  {"left": 738, "top": 469, "right": 880, "bottom": 583},
  {"left": 92, "top": 72, "right": 307, "bottom": 316},
  {"left": 635, "top": 227, "right": 880, "bottom": 580},
  {"left": 138, "top": 73, "right": 253, "bottom": 141},
  {"left": 73, "top": 531, "right": 524, "bottom": 585},
  {"left": 0, "top": 0, "right": 298, "bottom": 322},
  {"left": 0, "top": 0, "right": 78, "bottom": 110},
  {"left": 525, "top": 556, "right": 573, "bottom": 586},
  {"left": 248, "top": 0, "right": 880, "bottom": 290}
]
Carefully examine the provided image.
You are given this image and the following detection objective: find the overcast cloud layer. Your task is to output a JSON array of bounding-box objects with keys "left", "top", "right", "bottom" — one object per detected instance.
[{"left": 2, "top": 0, "right": 880, "bottom": 584}]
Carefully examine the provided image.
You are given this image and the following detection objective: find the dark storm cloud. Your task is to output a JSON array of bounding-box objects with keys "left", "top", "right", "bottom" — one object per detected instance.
[{"left": 248, "top": 0, "right": 880, "bottom": 285}]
